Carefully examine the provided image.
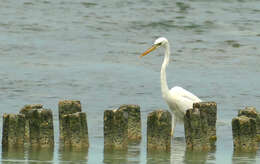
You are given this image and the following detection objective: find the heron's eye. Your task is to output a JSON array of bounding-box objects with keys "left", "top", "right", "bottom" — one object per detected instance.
[{"left": 158, "top": 42, "right": 162, "bottom": 46}]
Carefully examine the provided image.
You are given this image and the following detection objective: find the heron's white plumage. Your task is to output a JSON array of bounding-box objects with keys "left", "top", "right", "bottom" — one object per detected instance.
[{"left": 168, "top": 86, "right": 201, "bottom": 118}]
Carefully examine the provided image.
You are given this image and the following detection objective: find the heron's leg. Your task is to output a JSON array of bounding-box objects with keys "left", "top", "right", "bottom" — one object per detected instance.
[{"left": 171, "top": 114, "right": 176, "bottom": 137}]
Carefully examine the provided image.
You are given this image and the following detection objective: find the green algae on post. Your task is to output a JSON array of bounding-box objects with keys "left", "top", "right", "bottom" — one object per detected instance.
[{"left": 147, "top": 110, "right": 172, "bottom": 152}]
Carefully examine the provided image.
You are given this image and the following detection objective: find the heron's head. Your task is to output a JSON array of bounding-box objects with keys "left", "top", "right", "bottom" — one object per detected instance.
[{"left": 140, "top": 37, "right": 168, "bottom": 58}]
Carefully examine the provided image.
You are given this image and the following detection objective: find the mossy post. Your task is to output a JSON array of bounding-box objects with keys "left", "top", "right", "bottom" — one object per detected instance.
[
  {"left": 193, "top": 102, "right": 217, "bottom": 146},
  {"left": 238, "top": 106, "right": 260, "bottom": 141},
  {"left": 232, "top": 115, "right": 258, "bottom": 152},
  {"left": 58, "top": 100, "right": 82, "bottom": 142},
  {"left": 104, "top": 109, "right": 128, "bottom": 150},
  {"left": 60, "top": 112, "right": 89, "bottom": 149},
  {"left": 28, "top": 109, "right": 54, "bottom": 147},
  {"left": 147, "top": 110, "right": 171, "bottom": 152},
  {"left": 2, "top": 114, "right": 25, "bottom": 148},
  {"left": 19, "top": 104, "right": 43, "bottom": 141},
  {"left": 184, "top": 108, "right": 210, "bottom": 151},
  {"left": 118, "top": 104, "right": 141, "bottom": 142}
]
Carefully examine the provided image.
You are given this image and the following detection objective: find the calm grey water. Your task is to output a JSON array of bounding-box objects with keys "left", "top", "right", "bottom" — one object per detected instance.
[{"left": 1, "top": 0, "right": 260, "bottom": 163}]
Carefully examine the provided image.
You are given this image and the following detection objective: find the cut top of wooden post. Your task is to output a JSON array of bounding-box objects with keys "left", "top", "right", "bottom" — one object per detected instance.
[
  {"left": 19, "top": 104, "right": 43, "bottom": 116},
  {"left": 238, "top": 106, "right": 258, "bottom": 118},
  {"left": 58, "top": 100, "right": 82, "bottom": 119},
  {"left": 193, "top": 102, "right": 217, "bottom": 110},
  {"left": 118, "top": 104, "right": 140, "bottom": 111}
]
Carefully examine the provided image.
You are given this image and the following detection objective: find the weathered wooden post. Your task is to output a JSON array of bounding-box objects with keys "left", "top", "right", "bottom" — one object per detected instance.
[
  {"left": 238, "top": 106, "right": 260, "bottom": 141},
  {"left": 118, "top": 104, "right": 141, "bottom": 142},
  {"left": 232, "top": 115, "right": 258, "bottom": 152},
  {"left": 104, "top": 109, "right": 128, "bottom": 150},
  {"left": 2, "top": 114, "right": 25, "bottom": 148},
  {"left": 28, "top": 108, "right": 54, "bottom": 147},
  {"left": 147, "top": 110, "right": 172, "bottom": 152},
  {"left": 61, "top": 112, "right": 89, "bottom": 149},
  {"left": 58, "top": 100, "right": 82, "bottom": 142},
  {"left": 19, "top": 104, "right": 43, "bottom": 141},
  {"left": 193, "top": 102, "right": 217, "bottom": 145},
  {"left": 184, "top": 102, "right": 217, "bottom": 151},
  {"left": 184, "top": 108, "right": 210, "bottom": 151}
]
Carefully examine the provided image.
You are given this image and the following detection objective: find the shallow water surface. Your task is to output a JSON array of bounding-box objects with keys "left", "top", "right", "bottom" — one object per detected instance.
[{"left": 0, "top": 0, "right": 260, "bottom": 163}]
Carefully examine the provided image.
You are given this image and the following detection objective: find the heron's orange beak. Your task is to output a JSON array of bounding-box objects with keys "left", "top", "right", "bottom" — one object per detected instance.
[{"left": 139, "top": 45, "right": 158, "bottom": 58}]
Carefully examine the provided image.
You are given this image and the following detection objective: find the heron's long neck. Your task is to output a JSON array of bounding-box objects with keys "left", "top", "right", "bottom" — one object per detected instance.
[{"left": 161, "top": 44, "right": 171, "bottom": 99}]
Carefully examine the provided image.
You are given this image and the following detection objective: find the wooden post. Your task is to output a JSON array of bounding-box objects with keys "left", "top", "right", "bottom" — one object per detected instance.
[
  {"left": 184, "top": 108, "right": 210, "bottom": 151},
  {"left": 60, "top": 112, "right": 89, "bottom": 149},
  {"left": 184, "top": 102, "right": 217, "bottom": 151},
  {"left": 58, "top": 100, "right": 82, "bottom": 142},
  {"left": 19, "top": 104, "right": 43, "bottom": 141},
  {"left": 232, "top": 115, "right": 258, "bottom": 152},
  {"left": 147, "top": 110, "right": 171, "bottom": 152},
  {"left": 28, "top": 108, "right": 54, "bottom": 147},
  {"left": 238, "top": 106, "right": 260, "bottom": 141},
  {"left": 118, "top": 104, "right": 141, "bottom": 142},
  {"left": 2, "top": 114, "right": 25, "bottom": 148},
  {"left": 104, "top": 109, "right": 128, "bottom": 150},
  {"left": 193, "top": 102, "right": 217, "bottom": 146}
]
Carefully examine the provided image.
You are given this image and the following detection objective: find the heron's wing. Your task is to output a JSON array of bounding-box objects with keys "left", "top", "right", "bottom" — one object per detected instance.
[{"left": 169, "top": 86, "right": 201, "bottom": 102}]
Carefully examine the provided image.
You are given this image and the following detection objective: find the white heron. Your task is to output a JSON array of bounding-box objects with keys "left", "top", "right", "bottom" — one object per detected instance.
[{"left": 140, "top": 37, "right": 201, "bottom": 136}]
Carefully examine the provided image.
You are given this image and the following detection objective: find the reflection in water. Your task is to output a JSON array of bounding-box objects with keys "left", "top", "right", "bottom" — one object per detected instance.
[
  {"left": 184, "top": 150, "right": 208, "bottom": 164},
  {"left": 147, "top": 150, "right": 171, "bottom": 164},
  {"left": 103, "top": 148, "right": 128, "bottom": 164},
  {"left": 232, "top": 151, "right": 257, "bottom": 164},
  {"left": 59, "top": 145, "right": 88, "bottom": 163},
  {"left": 28, "top": 146, "right": 54, "bottom": 163},
  {"left": 127, "top": 142, "right": 141, "bottom": 164},
  {"left": 103, "top": 141, "right": 141, "bottom": 164},
  {"left": 2, "top": 146, "right": 25, "bottom": 163}
]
